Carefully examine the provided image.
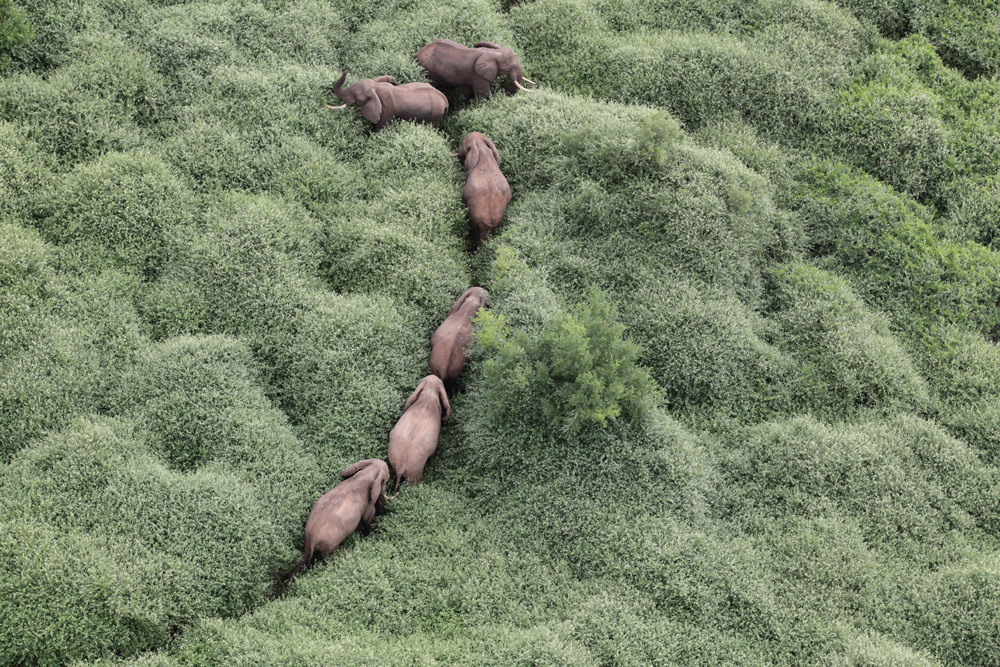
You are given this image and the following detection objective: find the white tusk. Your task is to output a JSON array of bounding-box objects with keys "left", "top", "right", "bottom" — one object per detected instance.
[
  {"left": 450, "top": 153, "right": 459, "bottom": 157},
  {"left": 514, "top": 80, "right": 532, "bottom": 92},
  {"left": 522, "top": 77, "right": 536, "bottom": 85},
  {"left": 326, "top": 104, "right": 348, "bottom": 109}
]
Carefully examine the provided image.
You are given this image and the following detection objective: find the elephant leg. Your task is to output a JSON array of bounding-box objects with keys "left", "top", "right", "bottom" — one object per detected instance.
[
  {"left": 463, "top": 85, "right": 474, "bottom": 100},
  {"left": 361, "top": 504, "right": 376, "bottom": 528},
  {"left": 471, "top": 78, "right": 491, "bottom": 99}
]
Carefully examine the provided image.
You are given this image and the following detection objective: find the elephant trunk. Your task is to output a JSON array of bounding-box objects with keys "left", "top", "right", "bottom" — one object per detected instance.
[{"left": 332, "top": 70, "right": 350, "bottom": 103}]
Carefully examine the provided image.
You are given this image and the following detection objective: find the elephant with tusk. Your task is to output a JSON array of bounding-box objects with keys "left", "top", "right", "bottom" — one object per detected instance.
[
  {"left": 328, "top": 70, "right": 448, "bottom": 130},
  {"left": 429, "top": 287, "right": 491, "bottom": 383},
  {"left": 416, "top": 39, "right": 535, "bottom": 98},
  {"left": 289, "top": 458, "right": 389, "bottom": 579},
  {"left": 387, "top": 375, "right": 451, "bottom": 495}
]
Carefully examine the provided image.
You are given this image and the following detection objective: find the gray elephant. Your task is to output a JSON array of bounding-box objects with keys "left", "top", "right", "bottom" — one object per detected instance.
[
  {"left": 289, "top": 458, "right": 389, "bottom": 578},
  {"left": 328, "top": 70, "right": 448, "bottom": 130},
  {"left": 388, "top": 375, "right": 451, "bottom": 494},
  {"left": 456, "top": 132, "right": 511, "bottom": 245},
  {"left": 429, "top": 287, "right": 490, "bottom": 383},
  {"left": 416, "top": 40, "right": 535, "bottom": 98}
]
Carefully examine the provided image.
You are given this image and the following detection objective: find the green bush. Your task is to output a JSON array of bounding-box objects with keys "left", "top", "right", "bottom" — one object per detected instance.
[
  {"left": 270, "top": 292, "right": 426, "bottom": 466},
  {"left": 33, "top": 151, "right": 191, "bottom": 278},
  {"left": 910, "top": 0, "right": 1000, "bottom": 78},
  {"left": 476, "top": 290, "right": 655, "bottom": 433},
  {"left": 0, "top": 416, "right": 296, "bottom": 665},
  {"left": 833, "top": 0, "right": 910, "bottom": 39},
  {"left": 720, "top": 415, "right": 997, "bottom": 550},
  {"left": 6, "top": 0, "right": 93, "bottom": 72},
  {"left": 140, "top": 191, "right": 319, "bottom": 340},
  {"left": 765, "top": 262, "right": 930, "bottom": 416},
  {"left": 908, "top": 555, "right": 1000, "bottom": 666},
  {"left": 0, "top": 0, "right": 31, "bottom": 70},
  {"left": 621, "top": 280, "right": 797, "bottom": 422},
  {"left": 0, "top": 222, "right": 53, "bottom": 357},
  {"left": 792, "top": 161, "right": 1000, "bottom": 337},
  {"left": 455, "top": 93, "right": 792, "bottom": 301},
  {"left": 0, "top": 271, "right": 146, "bottom": 461}
]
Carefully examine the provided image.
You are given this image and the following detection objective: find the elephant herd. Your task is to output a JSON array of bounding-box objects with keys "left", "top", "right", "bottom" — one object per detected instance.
[
  {"left": 328, "top": 39, "right": 530, "bottom": 245},
  {"left": 289, "top": 40, "right": 530, "bottom": 577},
  {"left": 291, "top": 287, "right": 490, "bottom": 578}
]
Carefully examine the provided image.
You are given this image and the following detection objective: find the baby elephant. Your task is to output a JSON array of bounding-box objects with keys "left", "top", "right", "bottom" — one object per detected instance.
[
  {"left": 290, "top": 458, "right": 389, "bottom": 578},
  {"left": 329, "top": 70, "right": 448, "bottom": 130},
  {"left": 388, "top": 375, "right": 451, "bottom": 493},
  {"left": 429, "top": 287, "right": 490, "bottom": 383},
  {"left": 457, "top": 132, "right": 512, "bottom": 246}
]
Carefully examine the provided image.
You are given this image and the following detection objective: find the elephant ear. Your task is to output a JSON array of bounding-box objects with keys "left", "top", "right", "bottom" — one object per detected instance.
[
  {"left": 463, "top": 143, "right": 482, "bottom": 170},
  {"left": 436, "top": 381, "right": 451, "bottom": 421},
  {"left": 447, "top": 290, "right": 472, "bottom": 316},
  {"left": 403, "top": 383, "right": 425, "bottom": 412},
  {"left": 474, "top": 41, "right": 503, "bottom": 49},
  {"left": 361, "top": 91, "right": 383, "bottom": 123},
  {"left": 368, "top": 474, "right": 383, "bottom": 505},
  {"left": 483, "top": 136, "right": 500, "bottom": 165},
  {"left": 341, "top": 460, "right": 369, "bottom": 478},
  {"left": 473, "top": 53, "right": 499, "bottom": 81},
  {"left": 373, "top": 75, "right": 397, "bottom": 84}
]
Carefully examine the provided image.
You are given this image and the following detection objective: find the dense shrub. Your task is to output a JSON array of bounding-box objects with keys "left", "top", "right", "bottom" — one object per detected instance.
[
  {"left": 0, "top": 417, "right": 296, "bottom": 665},
  {"left": 720, "top": 415, "right": 998, "bottom": 550},
  {"left": 33, "top": 151, "right": 191, "bottom": 277},
  {"left": 0, "top": 222, "right": 53, "bottom": 357},
  {"left": 910, "top": 0, "right": 1000, "bottom": 78},
  {"left": 622, "top": 280, "right": 797, "bottom": 422},
  {"left": 907, "top": 555, "right": 1000, "bottom": 666},
  {"left": 765, "top": 262, "right": 930, "bottom": 416},
  {"left": 456, "top": 93, "right": 793, "bottom": 301},
  {"left": 4, "top": 1, "right": 1000, "bottom": 664},
  {"left": 140, "top": 192, "right": 319, "bottom": 340},
  {"left": 0, "top": 271, "right": 146, "bottom": 460},
  {"left": 792, "top": 161, "right": 1000, "bottom": 337},
  {"left": 476, "top": 290, "right": 655, "bottom": 433},
  {"left": 270, "top": 292, "right": 426, "bottom": 467},
  {"left": 0, "top": 0, "right": 31, "bottom": 70}
]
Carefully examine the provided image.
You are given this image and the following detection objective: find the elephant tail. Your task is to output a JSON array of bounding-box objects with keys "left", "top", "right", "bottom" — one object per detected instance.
[
  {"left": 385, "top": 470, "right": 404, "bottom": 500},
  {"left": 287, "top": 540, "right": 313, "bottom": 581}
]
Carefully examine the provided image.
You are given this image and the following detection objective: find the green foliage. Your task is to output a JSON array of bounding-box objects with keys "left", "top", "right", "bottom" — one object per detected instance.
[
  {"left": 910, "top": 0, "right": 1000, "bottom": 78},
  {"left": 3, "top": 1, "right": 1000, "bottom": 665},
  {"left": 33, "top": 151, "right": 191, "bottom": 278},
  {"left": 0, "top": 417, "right": 296, "bottom": 665},
  {"left": 721, "top": 415, "right": 999, "bottom": 551},
  {"left": 622, "top": 280, "right": 797, "bottom": 422},
  {"left": 766, "top": 262, "right": 930, "bottom": 415},
  {"left": 0, "top": 0, "right": 31, "bottom": 70},
  {"left": 477, "top": 290, "right": 655, "bottom": 433},
  {"left": 793, "top": 161, "right": 1000, "bottom": 337},
  {"left": 907, "top": 555, "right": 1000, "bottom": 666}
]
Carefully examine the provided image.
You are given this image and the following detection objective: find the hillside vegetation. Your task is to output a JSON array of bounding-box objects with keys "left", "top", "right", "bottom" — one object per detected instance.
[{"left": 1, "top": 0, "right": 1000, "bottom": 665}]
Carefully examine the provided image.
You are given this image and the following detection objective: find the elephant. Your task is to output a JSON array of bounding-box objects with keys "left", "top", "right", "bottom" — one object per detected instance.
[
  {"left": 289, "top": 458, "right": 389, "bottom": 578},
  {"left": 328, "top": 70, "right": 448, "bottom": 130},
  {"left": 456, "top": 132, "right": 511, "bottom": 245},
  {"left": 388, "top": 375, "right": 451, "bottom": 494},
  {"left": 429, "top": 287, "right": 490, "bottom": 383},
  {"left": 415, "top": 39, "right": 535, "bottom": 98}
]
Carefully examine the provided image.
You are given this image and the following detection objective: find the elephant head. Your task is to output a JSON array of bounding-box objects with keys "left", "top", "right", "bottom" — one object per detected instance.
[
  {"left": 457, "top": 131, "right": 500, "bottom": 170},
  {"left": 473, "top": 42, "right": 533, "bottom": 92},
  {"left": 340, "top": 458, "right": 390, "bottom": 506},
  {"left": 403, "top": 374, "right": 452, "bottom": 421},
  {"left": 448, "top": 286, "right": 491, "bottom": 316},
  {"left": 330, "top": 70, "right": 395, "bottom": 123}
]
